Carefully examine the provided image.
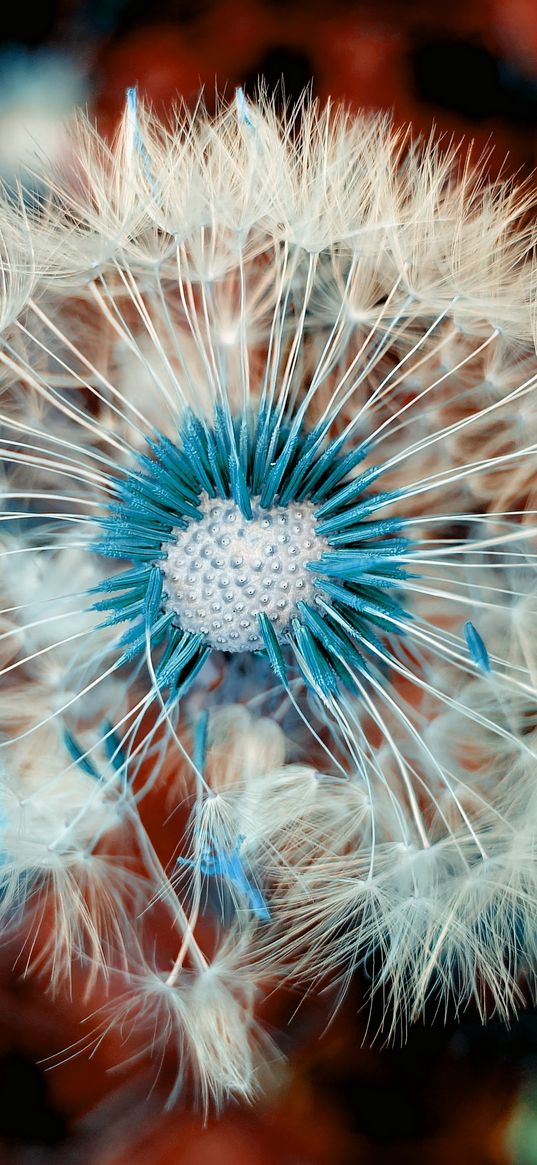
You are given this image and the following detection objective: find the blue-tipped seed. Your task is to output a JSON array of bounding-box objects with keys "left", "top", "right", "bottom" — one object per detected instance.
[
  {"left": 465, "top": 621, "right": 491, "bottom": 674},
  {"left": 178, "top": 835, "right": 271, "bottom": 923}
]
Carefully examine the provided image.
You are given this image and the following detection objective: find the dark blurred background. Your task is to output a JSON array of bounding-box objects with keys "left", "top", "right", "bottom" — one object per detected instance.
[
  {"left": 1, "top": 3, "right": 537, "bottom": 1162},
  {"left": 4, "top": 0, "right": 537, "bottom": 172}
]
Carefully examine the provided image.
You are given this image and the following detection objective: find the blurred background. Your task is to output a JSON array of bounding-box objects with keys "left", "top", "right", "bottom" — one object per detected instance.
[
  {"left": 2, "top": 2, "right": 537, "bottom": 1162},
  {"left": 5, "top": 0, "right": 537, "bottom": 176}
]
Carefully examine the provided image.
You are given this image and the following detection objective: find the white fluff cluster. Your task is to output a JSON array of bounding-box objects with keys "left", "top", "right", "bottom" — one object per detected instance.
[{"left": 1, "top": 91, "right": 537, "bottom": 1109}]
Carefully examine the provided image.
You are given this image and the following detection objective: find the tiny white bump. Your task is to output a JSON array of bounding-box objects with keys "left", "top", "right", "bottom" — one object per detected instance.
[{"left": 161, "top": 493, "right": 326, "bottom": 652}]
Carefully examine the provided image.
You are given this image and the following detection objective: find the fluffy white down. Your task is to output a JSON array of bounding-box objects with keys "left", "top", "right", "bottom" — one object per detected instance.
[{"left": 1, "top": 92, "right": 537, "bottom": 1104}]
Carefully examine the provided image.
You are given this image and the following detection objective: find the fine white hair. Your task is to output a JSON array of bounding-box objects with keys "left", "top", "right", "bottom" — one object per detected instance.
[{"left": 1, "top": 89, "right": 537, "bottom": 1107}]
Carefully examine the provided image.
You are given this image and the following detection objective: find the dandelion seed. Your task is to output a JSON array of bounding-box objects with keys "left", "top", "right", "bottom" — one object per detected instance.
[
  {"left": 178, "top": 835, "right": 271, "bottom": 923},
  {"left": 2, "top": 91, "right": 537, "bottom": 1104},
  {"left": 464, "top": 620, "right": 491, "bottom": 673}
]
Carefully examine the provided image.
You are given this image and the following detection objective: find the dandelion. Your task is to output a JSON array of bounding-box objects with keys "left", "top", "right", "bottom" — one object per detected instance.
[{"left": 1, "top": 89, "right": 537, "bottom": 1106}]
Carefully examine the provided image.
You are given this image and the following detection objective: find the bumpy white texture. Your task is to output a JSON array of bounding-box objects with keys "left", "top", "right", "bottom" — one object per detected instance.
[{"left": 161, "top": 494, "right": 324, "bottom": 651}]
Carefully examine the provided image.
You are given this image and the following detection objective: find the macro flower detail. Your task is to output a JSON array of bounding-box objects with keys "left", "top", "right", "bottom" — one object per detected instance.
[
  {"left": 2, "top": 90, "right": 537, "bottom": 1109},
  {"left": 94, "top": 403, "right": 410, "bottom": 697}
]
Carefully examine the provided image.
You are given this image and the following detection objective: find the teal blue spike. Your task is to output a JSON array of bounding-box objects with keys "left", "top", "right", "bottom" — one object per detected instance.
[
  {"left": 251, "top": 406, "right": 273, "bottom": 492},
  {"left": 308, "top": 441, "right": 370, "bottom": 502},
  {"left": 291, "top": 618, "right": 339, "bottom": 696},
  {"left": 213, "top": 404, "right": 234, "bottom": 460},
  {"left": 97, "top": 523, "right": 167, "bottom": 551},
  {"left": 311, "top": 541, "right": 409, "bottom": 578},
  {"left": 333, "top": 490, "right": 404, "bottom": 526},
  {"left": 316, "top": 492, "right": 404, "bottom": 536},
  {"left": 63, "top": 729, "right": 101, "bottom": 779},
  {"left": 315, "top": 578, "right": 407, "bottom": 623},
  {"left": 116, "top": 610, "right": 175, "bottom": 666},
  {"left": 93, "top": 588, "right": 144, "bottom": 614},
  {"left": 89, "top": 565, "right": 151, "bottom": 595},
  {"left": 147, "top": 439, "right": 201, "bottom": 498},
  {"left": 229, "top": 454, "right": 253, "bottom": 519},
  {"left": 277, "top": 421, "right": 329, "bottom": 505},
  {"left": 130, "top": 477, "right": 202, "bottom": 523},
  {"left": 155, "top": 631, "right": 206, "bottom": 689},
  {"left": 259, "top": 432, "right": 300, "bottom": 508},
  {"left": 239, "top": 416, "right": 250, "bottom": 476},
  {"left": 93, "top": 593, "right": 140, "bottom": 614},
  {"left": 154, "top": 625, "right": 185, "bottom": 679},
  {"left": 172, "top": 646, "right": 211, "bottom": 700},
  {"left": 346, "top": 567, "right": 412, "bottom": 588},
  {"left": 206, "top": 429, "right": 229, "bottom": 497},
  {"left": 102, "top": 721, "right": 128, "bottom": 772},
  {"left": 181, "top": 423, "right": 216, "bottom": 497},
  {"left": 262, "top": 405, "right": 286, "bottom": 473},
  {"left": 137, "top": 462, "right": 202, "bottom": 512},
  {"left": 144, "top": 566, "right": 164, "bottom": 624},
  {"left": 295, "top": 433, "right": 361, "bottom": 502},
  {"left": 145, "top": 435, "right": 201, "bottom": 496},
  {"left": 465, "top": 621, "right": 491, "bottom": 673},
  {"left": 326, "top": 517, "right": 407, "bottom": 546},
  {"left": 193, "top": 710, "right": 209, "bottom": 775},
  {"left": 258, "top": 613, "right": 288, "bottom": 683},
  {"left": 95, "top": 540, "right": 166, "bottom": 563},
  {"left": 315, "top": 465, "right": 386, "bottom": 519},
  {"left": 98, "top": 507, "right": 166, "bottom": 536},
  {"left": 297, "top": 600, "right": 367, "bottom": 674},
  {"left": 111, "top": 494, "right": 171, "bottom": 528},
  {"left": 96, "top": 597, "right": 145, "bottom": 629},
  {"left": 319, "top": 599, "right": 390, "bottom": 666}
]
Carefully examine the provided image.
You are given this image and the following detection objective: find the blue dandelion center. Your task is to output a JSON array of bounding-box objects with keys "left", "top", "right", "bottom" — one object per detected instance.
[
  {"left": 93, "top": 407, "right": 412, "bottom": 698},
  {"left": 161, "top": 496, "right": 324, "bottom": 653}
]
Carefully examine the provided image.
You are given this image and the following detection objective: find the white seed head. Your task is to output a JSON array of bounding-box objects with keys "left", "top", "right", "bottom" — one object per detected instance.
[
  {"left": 3, "top": 91, "right": 537, "bottom": 1096},
  {"left": 161, "top": 494, "right": 324, "bottom": 651}
]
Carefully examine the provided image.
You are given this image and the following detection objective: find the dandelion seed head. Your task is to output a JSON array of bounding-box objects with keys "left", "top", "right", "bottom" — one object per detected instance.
[
  {"left": 162, "top": 494, "right": 323, "bottom": 651},
  {"left": 3, "top": 89, "right": 537, "bottom": 1100}
]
